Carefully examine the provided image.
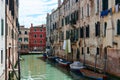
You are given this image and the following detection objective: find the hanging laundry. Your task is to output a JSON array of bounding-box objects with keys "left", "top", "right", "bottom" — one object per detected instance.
[
  {"left": 100, "top": 10, "right": 109, "bottom": 17},
  {"left": 115, "top": 4, "right": 119, "bottom": 13},
  {"left": 65, "top": 39, "right": 68, "bottom": 54},
  {"left": 112, "top": 6, "right": 115, "bottom": 13},
  {"left": 68, "top": 39, "right": 71, "bottom": 53},
  {"left": 63, "top": 40, "right": 66, "bottom": 50}
]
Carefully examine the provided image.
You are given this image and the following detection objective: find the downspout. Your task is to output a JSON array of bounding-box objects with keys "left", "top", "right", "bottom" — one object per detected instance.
[{"left": 5, "top": 1, "right": 7, "bottom": 80}]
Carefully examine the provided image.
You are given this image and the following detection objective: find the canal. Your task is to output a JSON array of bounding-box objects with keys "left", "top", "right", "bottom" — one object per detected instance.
[
  {"left": 20, "top": 54, "right": 120, "bottom": 80},
  {"left": 20, "top": 54, "right": 89, "bottom": 80}
]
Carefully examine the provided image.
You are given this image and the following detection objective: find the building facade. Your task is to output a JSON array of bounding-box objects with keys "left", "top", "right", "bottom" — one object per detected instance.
[
  {"left": 47, "top": 0, "right": 120, "bottom": 77},
  {"left": 0, "top": 0, "right": 5, "bottom": 79},
  {"left": 29, "top": 24, "right": 46, "bottom": 52},
  {"left": 18, "top": 26, "right": 30, "bottom": 54},
  {"left": 6, "top": 0, "right": 19, "bottom": 80}
]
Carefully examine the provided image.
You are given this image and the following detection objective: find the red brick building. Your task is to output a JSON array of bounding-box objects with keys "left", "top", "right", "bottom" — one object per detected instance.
[{"left": 29, "top": 24, "right": 46, "bottom": 51}]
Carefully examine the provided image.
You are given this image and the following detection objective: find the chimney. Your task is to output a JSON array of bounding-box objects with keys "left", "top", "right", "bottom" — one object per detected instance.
[
  {"left": 58, "top": 0, "right": 61, "bottom": 7},
  {"left": 31, "top": 23, "right": 33, "bottom": 27}
]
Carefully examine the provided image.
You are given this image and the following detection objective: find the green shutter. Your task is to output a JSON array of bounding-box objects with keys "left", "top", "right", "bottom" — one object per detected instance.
[{"left": 1, "top": 19, "right": 4, "bottom": 36}]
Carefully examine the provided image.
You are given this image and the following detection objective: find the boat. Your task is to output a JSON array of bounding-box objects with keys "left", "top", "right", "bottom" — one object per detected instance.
[
  {"left": 55, "top": 58, "right": 71, "bottom": 67},
  {"left": 70, "top": 61, "right": 85, "bottom": 73},
  {"left": 80, "top": 69, "right": 107, "bottom": 80},
  {"left": 42, "top": 53, "right": 47, "bottom": 59},
  {"left": 48, "top": 56, "right": 59, "bottom": 62}
]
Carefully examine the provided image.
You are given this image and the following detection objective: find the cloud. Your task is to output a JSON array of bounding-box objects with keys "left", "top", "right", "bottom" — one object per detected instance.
[{"left": 19, "top": 0, "right": 58, "bottom": 28}]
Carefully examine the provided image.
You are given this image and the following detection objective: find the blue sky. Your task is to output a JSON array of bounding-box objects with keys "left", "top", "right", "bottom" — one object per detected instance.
[{"left": 19, "top": 0, "right": 58, "bottom": 28}]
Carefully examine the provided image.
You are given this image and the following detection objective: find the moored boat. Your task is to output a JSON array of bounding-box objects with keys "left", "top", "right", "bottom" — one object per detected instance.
[
  {"left": 48, "top": 56, "right": 59, "bottom": 62},
  {"left": 42, "top": 53, "right": 47, "bottom": 59},
  {"left": 80, "top": 69, "right": 107, "bottom": 80},
  {"left": 55, "top": 58, "right": 71, "bottom": 67},
  {"left": 70, "top": 61, "right": 85, "bottom": 73}
]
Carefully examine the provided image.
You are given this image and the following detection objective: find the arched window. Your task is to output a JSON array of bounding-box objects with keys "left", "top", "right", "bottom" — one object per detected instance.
[
  {"left": 117, "top": 19, "right": 120, "bottom": 35},
  {"left": 95, "top": 22, "right": 100, "bottom": 37},
  {"left": 24, "top": 31, "right": 27, "bottom": 34},
  {"left": 104, "top": 22, "right": 107, "bottom": 36},
  {"left": 80, "top": 27, "right": 84, "bottom": 38},
  {"left": 86, "top": 25, "right": 90, "bottom": 38}
]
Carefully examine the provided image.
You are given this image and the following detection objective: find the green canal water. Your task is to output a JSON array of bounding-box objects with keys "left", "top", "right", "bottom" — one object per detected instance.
[
  {"left": 20, "top": 54, "right": 120, "bottom": 80},
  {"left": 20, "top": 54, "right": 89, "bottom": 80}
]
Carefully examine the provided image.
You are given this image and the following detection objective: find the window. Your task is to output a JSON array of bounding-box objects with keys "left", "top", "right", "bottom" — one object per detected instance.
[
  {"left": 1, "top": 19, "right": 4, "bottom": 36},
  {"left": 61, "top": 18, "right": 64, "bottom": 26},
  {"left": 97, "top": 0, "right": 99, "bottom": 12},
  {"left": 24, "top": 31, "right": 27, "bottom": 34},
  {"left": 115, "top": 0, "right": 120, "bottom": 5},
  {"left": 34, "top": 34, "right": 37, "bottom": 38},
  {"left": 82, "top": 7, "right": 83, "bottom": 19},
  {"left": 55, "top": 22, "right": 57, "bottom": 29},
  {"left": 76, "top": 11, "right": 79, "bottom": 21},
  {"left": 34, "top": 40, "right": 36, "bottom": 44},
  {"left": 96, "top": 47, "right": 100, "bottom": 55},
  {"left": 40, "top": 29, "right": 42, "bottom": 31},
  {"left": 87, "top": 4, "right": 89, "bottom": 16},
  {"left": 11, "top": 29, "right": 14, "bottom": 39},
  {"left": 86, "top": 25, "right": 90, "bottom": 38},
  {"left": 75, "top": 29, "right": 79, "bottom": 41},
  {"left": 76, "top": 48, "right": 80, "bottom": 60},
  {"left": 40, "top": 40, "right": 42, "bottom": 44},
  {"left": 40, "top": 34, "right": 42, "bottom": 38},
  {"left": 95, "top": 22, "right": 100, "bottom": 37},
  {"left": 76, "top": 0, "right": 78, "bottom": 2},
  {"left": 24, "top": 45, "right": 28, "bottom": 49},
  {"left": 34, "top": 28, "right": 36, "bottom": 31},
  {"left": 102, "top": 0, "right": 108, "bottom": 10},
  {"left": 1, "top": 50, "right": 3, "bottom": 64},
  {"left": 104, "top": 22, "right": 107, "bottom": 36},
  {"left": 80, "top": 27, "right": 84, "bottom": 38},
  {"left": 19, "top": 31, "right": 21, "bottom": 34},
  {"left": 117, "top": 20, "right": 120, "bottom": 35},
  {"left": 24, "top": 38, "right": 28, "bottom": 42},
  {"left": 66, "top": 31, "right": 70, "bottom": 39},
  {"left": 87, "top": 47, "right": 89, "bottom": 54},
  {"left": 18, "top": 38, "right": 22, "bottom": 42},
  {"left": 6, "top": 0, "right": 8, "bottom": 4}
]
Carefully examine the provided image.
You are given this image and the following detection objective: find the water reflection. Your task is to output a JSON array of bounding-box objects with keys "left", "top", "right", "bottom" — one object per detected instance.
[{"left": 20, "top": 55, "right": 89, "bottom": 80}]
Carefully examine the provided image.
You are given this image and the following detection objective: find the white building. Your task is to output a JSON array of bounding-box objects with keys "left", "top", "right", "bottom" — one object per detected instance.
[{"left": 0, "top": 0, "right": 5, "bottom": 79}]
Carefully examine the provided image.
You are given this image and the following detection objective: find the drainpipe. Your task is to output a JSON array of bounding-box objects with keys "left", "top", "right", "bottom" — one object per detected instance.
[{"left": 5, "top": 2, "right": 7, "bottom": 80}]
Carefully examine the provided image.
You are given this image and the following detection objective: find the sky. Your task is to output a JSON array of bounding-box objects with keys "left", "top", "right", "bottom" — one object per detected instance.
[{"left": 19, "top": 0, "right": 58, "bottom": 28}]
